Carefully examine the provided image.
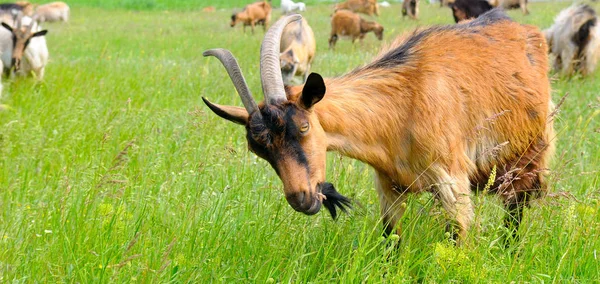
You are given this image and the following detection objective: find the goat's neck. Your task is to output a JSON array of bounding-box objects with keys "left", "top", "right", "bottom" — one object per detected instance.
[{"left": 313, "top": 75, "right": 409, "bottom": 175}]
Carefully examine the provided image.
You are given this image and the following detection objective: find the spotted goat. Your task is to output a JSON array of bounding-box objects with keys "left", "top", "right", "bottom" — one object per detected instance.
[
  {"left": 544, "top": 4, "right": 600, "bottom": 76},
  {"left": 203, "top": 11, "right": 555, "bottom": 245},
  {"left": 402, "top": 0, "right": 419, "bottom": 20}
]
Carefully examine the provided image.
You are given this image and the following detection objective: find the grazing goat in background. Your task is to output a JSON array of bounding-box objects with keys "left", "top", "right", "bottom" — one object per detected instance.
[
  {"left": 544, "top": 4, "right": 600, "bottom": 76},
  {"left": 402, "top": 0, "right": 419, "bottom": 20},
  {"left": 281, "top": 0, "right": 306, "bottom": 14},
  {"left": 489, "top": 0, "right": 528, "bottom": 15},
  {"left": 34, "top": 1, "right": 70, "bottom": 22},
  {"left": 450, "top": 0, "right": 492, "bottom": 23},
  {"left": 230, "top": 1, "right": 272, "bottom": 34},
  {"left": 202, "top": 6, "right": 216, "bottom": 13},
  {"left": 202, "top": 12, "right": 554, "bottom": 245},
  {"left": 329, "top": 9, "right": 383, "bottom": 49},
  {"left": 280, "top": 17, "right": 315, "bottom": 85},
  {"left": 335, "top": 0, "right": 379, "bottom": 16}
]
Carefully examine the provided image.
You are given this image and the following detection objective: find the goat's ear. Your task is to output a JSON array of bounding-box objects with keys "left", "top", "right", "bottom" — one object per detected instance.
[
  {"left": 1, "top": 22, "right": 12, "bottom": 32},
  {"left": 299, "top": 73, "right": 326, "bottom": 110},
  {"left": 202, "top": 97, "right": 248, "bottom": 125},
  {"left": 32, "top": 30, "right": 48, "bottom": 37}
]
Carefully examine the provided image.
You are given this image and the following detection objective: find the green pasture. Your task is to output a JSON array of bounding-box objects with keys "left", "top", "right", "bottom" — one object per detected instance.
[{"left": 0, "top": 1, "right": 599, "bottom": 282}]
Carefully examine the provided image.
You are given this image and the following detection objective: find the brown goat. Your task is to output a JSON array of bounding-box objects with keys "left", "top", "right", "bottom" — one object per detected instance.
[
  {"left": 335, "top": 0, "right": 379, "bottom": 16},
  {"left": 203, "top": 12, "right": 554, "bottom": 245},
  {"left": 280, "top": 17, "right": 316, "bottom": 85},
  {"left": 202, "top": 6, "right": 216, "bottom": 13},
  {"left": 230, "top": 1, "right": 272, "bottom": 34},
  {"left": 328, "top": 10, "right": 384, "bottom": 49},
  {"left": 402, "top": 0, "right": 419, "bottom": 20},
  {"left": 489, "top": 0, "right": 528, "bottom": 15},
  {"left": 34, "top": 2, "right": 70, "bottom": 23}
]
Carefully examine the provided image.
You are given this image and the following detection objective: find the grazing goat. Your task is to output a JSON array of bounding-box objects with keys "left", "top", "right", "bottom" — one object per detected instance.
[
  {"left": 544, "top": 4, "right": 600, "bottom": 76},
  {"left": 202, "top": 12, "right": 554, "bottom": 245},
  {"left": 402, "top": 0, "right": 419, "bottom": 20},
  {"left": 34, "top": 1, "right": 69, "bottom": 23},
  {"left": 489, "top": 0, "right": 528, "bottom": 15},
  {"left": 281, "top": 0, "right": 306, "bottom": 14},
  {"left": 230, "top": 1, "right": 272, "bottom": 34},
  {"left": 280, "top": 17, "right": 315, "bottom": 85},
  {"left": 0, "top": 15, "right": 49, "bottom": 79},
  {"left": 335, "top": 0, "right": 379, "bottom": 17},
  {"left": 202, "top": 6, "right": 216, "bottom": 13},
  {"left": 328, "top": 9, "right": 383, "bottom": 49},
  {"left": 450, "top": 0, "right": 492, "bottom": 23}
]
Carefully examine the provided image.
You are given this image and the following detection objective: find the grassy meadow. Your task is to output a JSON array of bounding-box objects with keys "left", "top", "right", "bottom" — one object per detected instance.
[{"left": 0, "top": 1, "right": 599, "bottom": 282}]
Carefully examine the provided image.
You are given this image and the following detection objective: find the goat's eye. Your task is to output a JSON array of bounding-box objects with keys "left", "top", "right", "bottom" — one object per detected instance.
[{"left": 300, "top": 123, "right": 309, "bottom": 133}]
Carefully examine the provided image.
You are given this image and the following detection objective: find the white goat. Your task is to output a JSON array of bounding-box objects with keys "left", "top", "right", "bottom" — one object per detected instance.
[
  {"left": 0, "top": 14, "right": 49, "bottom": 80},
  {"left": 281, "top": 0, "right": 306, "bottom": 13},
  {"left": 545, "top": 4, "right": 600, "bottom": 76}
]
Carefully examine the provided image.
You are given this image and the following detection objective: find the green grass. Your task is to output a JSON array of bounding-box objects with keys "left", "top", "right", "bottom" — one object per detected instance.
[{"left": 1, "top": 1, "right": 599, "bottom": 282}]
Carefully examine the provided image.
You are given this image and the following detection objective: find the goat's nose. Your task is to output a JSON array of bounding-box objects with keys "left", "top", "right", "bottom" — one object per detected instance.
[{"left": 285, "top": 191, "right": 307, "bottom": 211}]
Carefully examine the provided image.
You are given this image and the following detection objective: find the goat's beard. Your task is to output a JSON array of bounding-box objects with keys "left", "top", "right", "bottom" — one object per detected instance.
[{"left": 319, "top": 182, "right": 352, "bottom": 220}]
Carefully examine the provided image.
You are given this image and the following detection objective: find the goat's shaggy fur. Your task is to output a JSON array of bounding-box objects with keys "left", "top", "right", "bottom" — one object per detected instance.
[{"left": 544, "top": 4, "right": 600, "bottom": 76}]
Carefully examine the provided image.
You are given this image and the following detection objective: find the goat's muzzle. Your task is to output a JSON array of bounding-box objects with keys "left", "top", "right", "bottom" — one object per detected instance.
[
  {"left": 285, "top": 182, "right": 352, "bottom": 219},
  {"left": 285, "top": 190, "right": 322, "bottom": 215}
]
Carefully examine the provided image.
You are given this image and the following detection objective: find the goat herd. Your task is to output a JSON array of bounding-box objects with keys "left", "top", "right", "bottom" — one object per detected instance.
[
  {"left": 201, "top": 0, "right": 597, "bottom": 245},
  {"left": 227, "top": 0, "right": 600, "bottom": 85},
  {"left": 0, "top": 1, "right": 68, "bottom": 97}
]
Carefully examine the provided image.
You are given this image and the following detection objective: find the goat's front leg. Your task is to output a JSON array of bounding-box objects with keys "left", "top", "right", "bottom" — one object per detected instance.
[
  {"left": 433, "top": 169, "right": 473, "bottom": 245},
  {"left": 375, "top": 171, "right": 408, "bottom": 239},
  {"left": 33, "top": 67, "right": 45, "bottom": 81}
]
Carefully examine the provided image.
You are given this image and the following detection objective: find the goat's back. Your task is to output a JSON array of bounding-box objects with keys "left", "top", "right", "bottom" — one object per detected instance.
[
  {"left": 330, "top": 10, "right": 361, "bottom": 35},
  {"left": 353, "top": 10, "right": 550, "bottom": 174},
  {"left": 281, "top": 17, "right": 315, "bottom": 51}
]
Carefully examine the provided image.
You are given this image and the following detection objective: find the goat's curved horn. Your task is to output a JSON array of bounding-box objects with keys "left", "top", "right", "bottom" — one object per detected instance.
[
  {"left": 203, "top": 48, "right": 260, "bottom": 117},
  {"left": 260, "top": 14, "right": 302, "bottom": 104}
]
